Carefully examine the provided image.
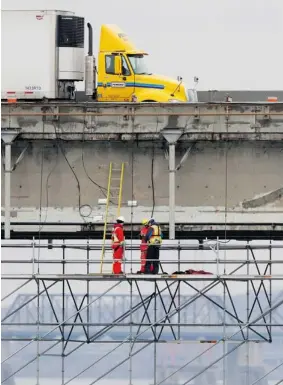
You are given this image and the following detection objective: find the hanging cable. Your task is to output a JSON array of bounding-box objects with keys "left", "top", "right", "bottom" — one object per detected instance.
[
  {"left": 81, "top": 123, "right": 109, "bottom": 198},
  {"left": 224, "top": 109, "right": 229, "bottom": 257},
  {"left": 36, "top": 121, "right": 45, "bottom": 384},
  {"left": 151, "top": 144, "right": 155, "bottom": 218},
  {"left": 222, "top": 105, "right": 230, "bottom": 384},
  {"left": 130, "top": 122, "right": 135, "bottom": 274},
  {"left": 38, "top": 137, "right": 44, "bottom": 240},
  {"left": 150, "top": 106, "right": 160, "bottom": 219},
  {"left": 38, "top": 145, "right": 59, "bottom": 231},
  {"left": 53, "top": 122, "right": 89, "bottom": 222}
]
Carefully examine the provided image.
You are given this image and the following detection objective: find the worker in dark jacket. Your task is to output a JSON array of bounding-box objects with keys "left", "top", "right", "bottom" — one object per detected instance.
[
  {"left": 144, "top": 218, "right": 163, "bottom": 274},
  {"left": 137, "top": 219, "right": 155, "bottom": 274}
]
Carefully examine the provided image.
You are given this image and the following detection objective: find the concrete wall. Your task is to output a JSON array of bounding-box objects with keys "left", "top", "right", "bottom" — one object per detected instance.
[{"left": 2, "top": 140, "right": 282, "bottom": 223}]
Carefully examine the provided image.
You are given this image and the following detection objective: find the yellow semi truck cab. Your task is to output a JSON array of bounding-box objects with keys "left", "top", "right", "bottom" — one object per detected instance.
[{"left": 96, "top": 25, "right": 189, "bottom": 103}]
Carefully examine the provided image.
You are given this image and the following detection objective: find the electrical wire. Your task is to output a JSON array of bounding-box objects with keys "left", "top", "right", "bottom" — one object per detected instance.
[
  {"left": 150, "top": 106, "right": 160, "bottom": 219},
  {"left": 36, "top": 121, "right": 45, "bottom": 384},
  {"left": 222, "top": 106, "right": 230, "bottom": 383},
  {"left": 38, "top": 145, "right": 59, "bottom": 231},
  {"left": 38, "top": 127, "right": 44, "bottom": 241},
  {"left": 56, "top": 140, "right": 83, "bottom": 209},
  {"left": 151, "top": 144, "right": 155, "bottom": 218},
  {"left": 52, "top": 121, "right": 92, "bottom": 223},
  {"left": 81, "top": 122, "right": 117, "bottom": 208},
  {"left": 81, "top": 123, "right": 109, "bottom": 198},
  {"left": 130, "top": 111, "right": 136, "bottom": 274}
]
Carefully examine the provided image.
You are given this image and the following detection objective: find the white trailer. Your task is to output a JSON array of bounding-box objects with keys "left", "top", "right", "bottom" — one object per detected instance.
[{"left": 1, "top": 10, "right": 85, "bottom": 100}]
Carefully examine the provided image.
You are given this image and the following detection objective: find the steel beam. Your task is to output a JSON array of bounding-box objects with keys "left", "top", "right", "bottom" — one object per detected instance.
[
  {"left": 2, "top": 240, "right": 283, "bottom": 251},
  {"left": 4, "top": 222, "right": 283, "bottom": 240},
  {"left": 2, "top": 273, "right": 283, "bottom": 281}
]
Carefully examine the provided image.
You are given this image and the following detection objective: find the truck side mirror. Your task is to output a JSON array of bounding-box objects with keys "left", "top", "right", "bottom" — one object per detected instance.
[{"left": 114, "top": 56, "right": 122, "bottom": 75}]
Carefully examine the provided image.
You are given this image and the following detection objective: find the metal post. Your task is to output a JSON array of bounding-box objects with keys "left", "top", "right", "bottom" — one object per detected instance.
[
  {"left": 2, "top": 130, "right": 19, "bottom": 239},
  {"left": 177, "top": 240, "right": 181, "bottom": 340},
  {"left": 4, "top": 143, "right": 11, "bottom": 239},
  {"left": 87, "top": 239, "right": 90, "bottom": 341},
  {"left": 32, "top": 237, "right": 36, "bottom": 275},
  {"left": 246, "top": 241, "right": 250, "bottom": 384},
  {"left": 62, "top": 240, "right": 66, "bottom": 385},
  {"left": 169, "top": 143, "right": 175, "bottom": 239},
  {"left": 123, "top": 243, "right": 126, "bottom": 273},
  {"left": 161, "top": 129, "right": 183, "bottom": 240},
  {"left": 154, "top": 282, "right": 157, "bottom": 385},
  {"left": 129, "top": 280, "right": 133, "bottom": 385}
]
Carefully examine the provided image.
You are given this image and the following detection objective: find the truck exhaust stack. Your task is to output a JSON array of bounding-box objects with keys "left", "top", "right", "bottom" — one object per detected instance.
[{"left": 85, "top": 22, "right": 95, "bottom": 97}]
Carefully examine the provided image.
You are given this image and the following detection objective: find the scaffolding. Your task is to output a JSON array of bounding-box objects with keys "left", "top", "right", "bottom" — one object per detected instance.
[
  {"left": 1, "top": 239, "right": 283, "bottom": 385},
  {"left": 1, "top": 101, "right": 283, "bottom": 384}
]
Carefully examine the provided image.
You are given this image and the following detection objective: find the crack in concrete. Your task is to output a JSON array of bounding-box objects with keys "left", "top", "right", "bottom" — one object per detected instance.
[{"left": 242, "top": 187, "right": 283, "bottom": 209}]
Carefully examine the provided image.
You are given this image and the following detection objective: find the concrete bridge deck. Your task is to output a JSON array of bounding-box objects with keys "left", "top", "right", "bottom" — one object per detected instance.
[
  {"left": 2, "top": 102, "right": 283, "bottom": 141},
  {"left": 1, "top": 102, "right": 283, "bottom": 238}
]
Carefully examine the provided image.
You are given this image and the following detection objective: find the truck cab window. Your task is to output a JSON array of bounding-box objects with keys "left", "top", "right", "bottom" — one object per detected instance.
[
  {"left": 105, "top": 55, "right": 131, "bottom": 76},
  {"left": 128, "top": 54, "right": 150, "bottom": 75},
  {"left": 121, "top": 56, "right": 131, "bottom": 76},
  {"left": 105, "top": 55, "right": 115, "bottom": 74}
]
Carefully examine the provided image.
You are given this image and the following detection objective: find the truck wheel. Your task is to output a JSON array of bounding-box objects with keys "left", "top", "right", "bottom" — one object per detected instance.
[{"left": 141, "top": 100, "right": 157, "bottom": 102}]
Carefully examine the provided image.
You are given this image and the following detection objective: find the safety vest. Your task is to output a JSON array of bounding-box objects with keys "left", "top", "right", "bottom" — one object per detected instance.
[
  {"left": 148, "top": 224, "right": 162, "bottom": 245},
  {"left": 111, "top": 224, "right": 125, "bottom": 245}
]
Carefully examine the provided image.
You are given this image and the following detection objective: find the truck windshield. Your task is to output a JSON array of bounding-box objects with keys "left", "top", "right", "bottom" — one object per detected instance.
[{"left": 127, "top": 55, "right": 151, "bottom": 75}]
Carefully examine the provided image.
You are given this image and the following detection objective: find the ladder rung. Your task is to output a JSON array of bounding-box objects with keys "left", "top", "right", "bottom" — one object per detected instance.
[{"left": 101, "top": 162, "right": 124, "bottom": 274}]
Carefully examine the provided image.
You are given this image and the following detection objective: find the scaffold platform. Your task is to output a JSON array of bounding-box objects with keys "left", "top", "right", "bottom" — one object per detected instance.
[{"left": 1, "top": 273, "right": 282, "bottom": 281}]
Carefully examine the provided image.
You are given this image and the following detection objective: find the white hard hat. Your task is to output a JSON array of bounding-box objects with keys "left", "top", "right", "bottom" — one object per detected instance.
[{"left": 117, "top": 216, "right": 125, "bottom": 223}]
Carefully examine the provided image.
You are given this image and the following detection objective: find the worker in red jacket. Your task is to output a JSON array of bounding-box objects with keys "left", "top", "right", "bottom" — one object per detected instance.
[
  {"left": 111, "top": 216, "right": 125, "bottom": 274},
  {"left": 138, "top": 219, "right": 151, "bottom": 273}
]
